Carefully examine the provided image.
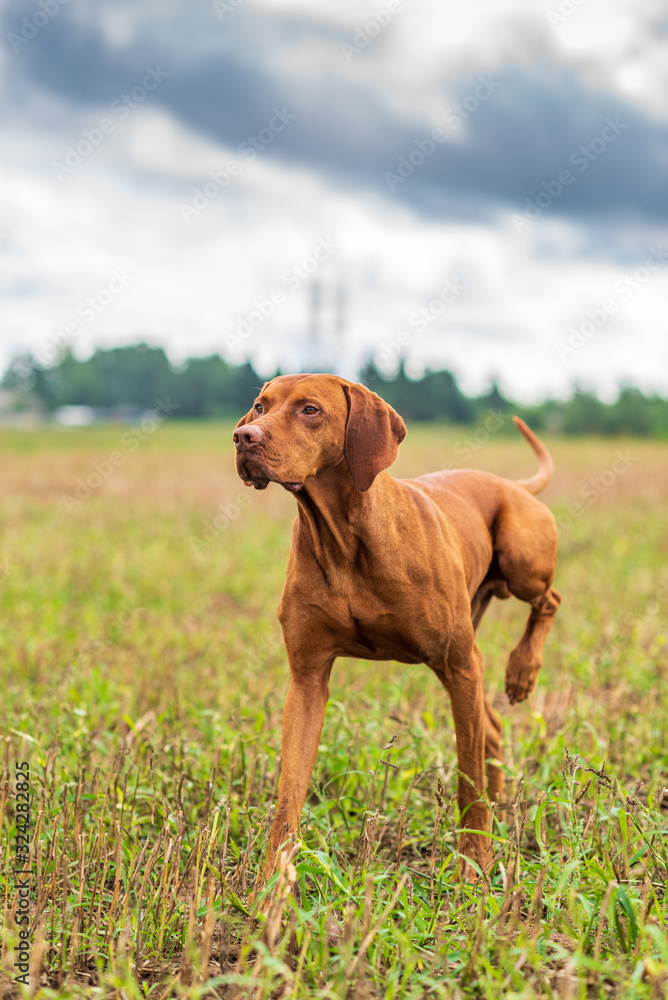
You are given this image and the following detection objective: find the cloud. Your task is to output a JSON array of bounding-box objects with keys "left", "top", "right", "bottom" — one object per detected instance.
[
  {"left": 4, "top": 0, "right": 668, "bottom": 225},
  {"left": 1, "top": 0, "right": 667, "bottom": 399},
  {"left": 255, "top": 0, "right": 668, "bottom": 117},
  {"left": 2, "top": 102, "right": 667, "bottom": 402}
]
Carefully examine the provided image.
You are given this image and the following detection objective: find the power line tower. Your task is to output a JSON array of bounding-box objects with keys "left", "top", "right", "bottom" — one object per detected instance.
[{"left": 304, "top": 274, "right": 348, "bottom": 373}]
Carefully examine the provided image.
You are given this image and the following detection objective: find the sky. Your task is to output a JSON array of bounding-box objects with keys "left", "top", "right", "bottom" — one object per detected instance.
[{"left": 1, "top": 0, "right": 667, "bottom": 401}]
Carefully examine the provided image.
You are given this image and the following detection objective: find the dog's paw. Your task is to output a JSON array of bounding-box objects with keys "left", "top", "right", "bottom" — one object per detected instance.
[
  {"left": 505, "top": 652, "right": 541, "bottom": 705},
  {"left": 505, "top": 676, "right": 536, "bottom": 705},
  {"left": 506, "top": 680, "right": 531, "bottom": 705}
]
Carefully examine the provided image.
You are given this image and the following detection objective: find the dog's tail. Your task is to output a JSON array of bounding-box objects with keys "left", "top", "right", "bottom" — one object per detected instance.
[{"left": 512, "top": 416, "right": 553, "bottom": 495}]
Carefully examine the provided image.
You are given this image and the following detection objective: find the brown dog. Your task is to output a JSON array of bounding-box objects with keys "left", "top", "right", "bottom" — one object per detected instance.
[{"left": 234, "top": 374, "right": 560, "bottom": 877}]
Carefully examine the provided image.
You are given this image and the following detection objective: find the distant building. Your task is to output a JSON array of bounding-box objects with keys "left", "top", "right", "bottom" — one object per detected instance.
[
  {"left": 54, "top": 405, "right": 97, "bottom": 427},
  {"left": 54, "top": 404, "right": 152, "bottom": 425}
]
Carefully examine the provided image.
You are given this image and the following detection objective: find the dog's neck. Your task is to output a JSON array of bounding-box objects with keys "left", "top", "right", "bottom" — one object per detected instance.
[{"left": 293, "top": 462, "right": 386, "bottom": 569}]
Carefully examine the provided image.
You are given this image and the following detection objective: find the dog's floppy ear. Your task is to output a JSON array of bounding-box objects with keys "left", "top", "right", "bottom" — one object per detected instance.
[{"left": 343, "top": 382, "right": 407, "bottom": 491}]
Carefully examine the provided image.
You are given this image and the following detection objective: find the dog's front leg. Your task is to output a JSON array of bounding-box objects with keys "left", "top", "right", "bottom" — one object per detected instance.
[{"left": 266, "top": 650, "right": 334, "bottom": 877}]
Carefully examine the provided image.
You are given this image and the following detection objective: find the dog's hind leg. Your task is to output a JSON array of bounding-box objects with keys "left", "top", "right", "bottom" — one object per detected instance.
[
  {"left": 494, "top": 492, "right": 560, "bottom": 706},
  {"left": 484, "top": 696, "right": 504, "bottom": 802},
  {"left": 431, "top": 619, "right": 492, "bottom": 878},
  {"left": 504, "top": 586, "right": 561, "bottom": 705},
  {"left": 471, "top": 572, "right": 510, "bottom": 801},
  {"left": 471, "top": 574, "right": 511, "bottom": 636}
]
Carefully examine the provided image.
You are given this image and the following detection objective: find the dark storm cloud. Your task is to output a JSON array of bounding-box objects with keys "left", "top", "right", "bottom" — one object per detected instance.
[{"left": 5, "top": 2, "right": 668, "bottom": 223}]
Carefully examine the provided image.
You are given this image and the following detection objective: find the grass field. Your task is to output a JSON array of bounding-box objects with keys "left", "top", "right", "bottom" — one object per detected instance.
[{"left": 0, "top": 419, "right": 667, "bottom": 999}]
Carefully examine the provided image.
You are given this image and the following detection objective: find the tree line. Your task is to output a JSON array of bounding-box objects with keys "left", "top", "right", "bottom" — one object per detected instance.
[{"left": 3, "top": 344, "right": 667, "bottom": 436}]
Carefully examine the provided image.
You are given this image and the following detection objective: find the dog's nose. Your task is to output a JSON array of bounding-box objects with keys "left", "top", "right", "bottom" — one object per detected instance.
[{"left": 233, "top": 423, "right": 263, "bottom": 449}]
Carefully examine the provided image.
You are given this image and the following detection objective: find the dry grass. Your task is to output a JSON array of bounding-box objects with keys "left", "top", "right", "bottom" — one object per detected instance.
[{"left": 0, "top": 420, "right": 666, "bottom": 998}]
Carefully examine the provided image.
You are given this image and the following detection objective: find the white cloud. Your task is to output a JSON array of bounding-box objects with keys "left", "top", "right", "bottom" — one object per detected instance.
[
  {"left": 257, "top": 0, "right": 668, "bottom": 117},
  {"left": 1, "top": 0, "right": 667, "bottom": 401},
  {"left": 3, "top": 102, "right": 666, "bottom": 401}
]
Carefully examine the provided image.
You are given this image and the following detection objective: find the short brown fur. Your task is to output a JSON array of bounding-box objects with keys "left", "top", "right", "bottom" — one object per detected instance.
[{"left": 233, "top": 374, "right": 560, "bottom": 878}]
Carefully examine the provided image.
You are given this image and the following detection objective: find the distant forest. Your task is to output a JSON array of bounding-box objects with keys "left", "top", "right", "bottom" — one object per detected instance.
[{"left": 3, "top": 343, "right": 668, "bottom": 436}]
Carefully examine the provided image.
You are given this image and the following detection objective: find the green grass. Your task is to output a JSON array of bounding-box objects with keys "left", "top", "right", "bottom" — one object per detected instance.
[{"left": 0, "top": 421, "right": 667, "bottom": 998}]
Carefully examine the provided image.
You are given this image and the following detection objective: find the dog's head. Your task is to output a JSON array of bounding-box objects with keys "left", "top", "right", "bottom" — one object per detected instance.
[{"left": 233, "top": 373, "right": 406, "bottom": 492}]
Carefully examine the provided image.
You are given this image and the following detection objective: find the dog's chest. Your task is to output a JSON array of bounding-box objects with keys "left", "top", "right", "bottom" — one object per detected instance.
[
  {"left": 320, "top": 576, "right": 450, "bottom": 664},
  {"left": 284, "top": 527, "right": 463, "bottom": 664}
]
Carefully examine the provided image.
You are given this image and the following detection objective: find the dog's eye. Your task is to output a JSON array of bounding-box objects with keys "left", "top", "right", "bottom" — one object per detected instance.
[
  {"left": 254, "top": 403, "right": 264, "bottom": 414},
  {"left": 302, "top": 405, "right": 319, "bottom": 415}
]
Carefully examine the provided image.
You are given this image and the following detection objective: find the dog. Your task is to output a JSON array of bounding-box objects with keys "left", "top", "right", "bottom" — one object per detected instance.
[{"left": 234, "top": 374, "right": 560, "bottom": 878}]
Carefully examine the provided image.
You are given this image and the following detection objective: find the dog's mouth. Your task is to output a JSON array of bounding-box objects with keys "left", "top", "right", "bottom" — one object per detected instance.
[
  {"left": 237, "top": 456, "right": 303, "bottom": 493},
  {"left": 237, "top": 457, "right": 270, "bottom": 490}
]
